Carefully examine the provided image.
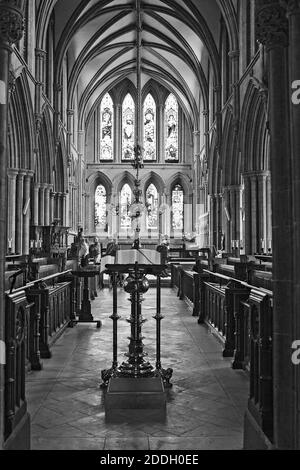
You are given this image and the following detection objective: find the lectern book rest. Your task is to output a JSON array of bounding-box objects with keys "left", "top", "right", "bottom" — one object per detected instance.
[{"left": 116, "top": 248, "right": 161, "bottom": 265}]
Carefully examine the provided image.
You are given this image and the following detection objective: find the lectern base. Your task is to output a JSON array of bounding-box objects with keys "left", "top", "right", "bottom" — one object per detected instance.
[{"left": 104, "top": 377, "right": 166, "bottom": 421}]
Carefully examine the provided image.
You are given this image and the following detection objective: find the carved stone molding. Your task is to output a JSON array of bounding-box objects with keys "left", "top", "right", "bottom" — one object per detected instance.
[
  {"left": 8, "top": 69, "right": 16, "bottom": 94},
  {"left": 256, "top": 1, "right": 289, "bottom": 49},
  {"left": 228, "top": 50, "right": 240, "bottom": 60},
  {"left": 0, "top": 2, "right": 24, "bottom": 46},
  {"left": 35, "top": 113, "right": 42, "bottom": 137}
]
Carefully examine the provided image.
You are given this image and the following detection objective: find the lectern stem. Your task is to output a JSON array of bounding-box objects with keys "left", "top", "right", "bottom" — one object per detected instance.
[
  {"left": 156, "top": 275, "right": 162, "bottom": 370},
  {"left": 112, "top": 272, "right": 118, "bottom": 369}
]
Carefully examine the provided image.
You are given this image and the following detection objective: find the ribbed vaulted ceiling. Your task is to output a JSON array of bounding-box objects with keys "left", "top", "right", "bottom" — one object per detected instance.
[{"left": 36, "top": 0, "right": 232, "bottom": 129}]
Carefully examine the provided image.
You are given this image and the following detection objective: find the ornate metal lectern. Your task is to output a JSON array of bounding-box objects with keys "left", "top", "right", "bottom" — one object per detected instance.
[{"left": 101, "top": 252, "right": 173, "bottom": 405}]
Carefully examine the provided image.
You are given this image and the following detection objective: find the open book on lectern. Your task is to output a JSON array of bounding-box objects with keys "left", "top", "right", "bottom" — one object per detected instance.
[{"left": 116, "top": 249, "right": 161, "bottom": 265}]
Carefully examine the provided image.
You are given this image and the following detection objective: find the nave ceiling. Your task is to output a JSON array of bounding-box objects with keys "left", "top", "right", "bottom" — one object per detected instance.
[{"left": 36, "top": 0, "right": 237, "bottom": 130}]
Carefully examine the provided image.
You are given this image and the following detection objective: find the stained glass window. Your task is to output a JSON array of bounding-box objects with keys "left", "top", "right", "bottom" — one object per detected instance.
[
  {"left": 171, "top": 184, "right": 184, "bottom": 230},
  {"left": 143, "top": 94, "right": 156, "bottom": 160},
  {"left": 120, "top": 184, "right": 132, "bottom": 228},
  {"left": 95, "top": 185, "right": 107, "bottom": 229},
  {"left": 146, "top": 184, "right": 159, "bottom": 229},
  {"left": 165, "top": 93, "right": 179, "bottom": 161},
  {"left": 122, "top": 93, "right": 135, "bottom": 160},
  {"left": 100, "top": 93, "right": 113, "bottom": 160}
]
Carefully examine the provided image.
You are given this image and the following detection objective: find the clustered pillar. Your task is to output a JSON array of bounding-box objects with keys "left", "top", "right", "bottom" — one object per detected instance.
[
  {"left": 255, "top": 0, "right": 296, "bottom": 449},
  {"left": 0, "top": 0, "right": 25, "bottom": 450},
  {"left": 6, "top": 169, "right": 34, "bottom": 255}
]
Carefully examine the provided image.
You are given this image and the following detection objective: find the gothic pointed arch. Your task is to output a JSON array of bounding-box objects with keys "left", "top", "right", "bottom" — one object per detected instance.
[
  {"left": 166, "top": 172, "right": 192, "bottom": 205},
  {"left": 8, "top": 73, "right": 35, "bottom": 171},
  {"left": 141, "top": 172, "right": 165, "bottom": 197},
  {"left": 240, "top": 81, "right": 269, "bottom": 173},
  {"left": 113, "top": 171, "right": 136, "bottom": 196}
]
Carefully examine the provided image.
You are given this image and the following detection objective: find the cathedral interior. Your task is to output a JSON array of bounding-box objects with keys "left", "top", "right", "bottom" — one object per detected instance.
[{"left": 0, "top": 0, "right": 300, "bottom": 452}]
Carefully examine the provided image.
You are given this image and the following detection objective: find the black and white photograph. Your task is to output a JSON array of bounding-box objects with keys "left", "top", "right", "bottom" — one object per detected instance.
[{"left": 0, "top": 0, "right": 300, "bottom": 457}]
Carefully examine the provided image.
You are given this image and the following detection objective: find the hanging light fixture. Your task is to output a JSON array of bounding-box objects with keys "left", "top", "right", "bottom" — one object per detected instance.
[{"left": 128, "top": 0, "right": 145, "bottom": 249}]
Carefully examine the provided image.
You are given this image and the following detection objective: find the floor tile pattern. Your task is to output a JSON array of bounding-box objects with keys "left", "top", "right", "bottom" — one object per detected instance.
[{"left": 26, "top": 288, "right": 249, "bottom": 450}]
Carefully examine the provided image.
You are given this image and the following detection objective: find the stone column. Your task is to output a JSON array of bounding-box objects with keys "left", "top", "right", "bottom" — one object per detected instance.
[
  {"left": 282, "top": 0, "right": 300, "bottom": 449},
  {"left": 49, "top": 189, "right": 54, "bottom": 225},
  {"left": 15, "top": 171, "right": 26, "bottom": 254},
  {"left": 32, "top": 183, "right": 40, "bottom": 226},
  {"left": 250, "top": 175, "right": 258, "bottom": 253},
  {"left": 22, "top": 171, "right": 33, "bottom": 255},
  {"left": 65, "top": 191, "right": 70, "bottom": 228},
  {"left": 38, "top": 184, "right": 46, "bottom": 226},
  {"left": 222, "top": 187, "right": 230, "bottom": 252},
  {"left": 257, "top": 172, "right": 268, "bottom": 252},
  {"left": 85, "top": 193, "right": 90, "bottom": 233},
  {"left": 0, "top": 0, "right": 25, "bottom": 450},
  {"left": 266, "top": 174, "right": 272, "bottom": 251},
  {"left": 209, "top": 195, "right": 216, "bottom": 248},
  {"left": 66, "top": 109, "right": 74, "bottom": 161},
  {"left": 7, "top": 169, "right": 18, "bottom": 253},
  {"left": 44, "top": 184, "right": 51, "bottom": 226},
  {"left": 68, "top": 184, "right": 73, "bottom": 229},
  {"left": 255, "top": 0, "right": 293, "bottom": 449},
  {"left": 158, "top": 104, "right": 164, "bottom": 163},
  {"left": 62, "top": 192, "right": 67, "bottom": 226},
  {"left": 243, "top": 175, "right": 252, "bottom": 254},
  {"left": 34, "top": 48, "right": 46, "bottom": 137},
  {"left": 115, "top": 104, "right": 122, "bottom": 162},
  {"left": 54, "top": 192, "right": 61, "bottom": 223}
]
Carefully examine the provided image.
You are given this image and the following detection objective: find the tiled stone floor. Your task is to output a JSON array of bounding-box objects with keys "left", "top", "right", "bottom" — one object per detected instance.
[{"left": 26, "top": 288, "right": 249, "bottom": 450}]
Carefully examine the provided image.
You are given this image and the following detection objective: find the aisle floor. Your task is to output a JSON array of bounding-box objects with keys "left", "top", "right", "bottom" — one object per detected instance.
[{"left": 26, "top": 288, "right": 249, "bottom": 450}]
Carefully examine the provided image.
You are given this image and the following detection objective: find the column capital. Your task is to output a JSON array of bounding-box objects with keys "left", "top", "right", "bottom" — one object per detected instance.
[
  {"left": 0, "top": 2, "right": 24, "bottom": 46},
  {"left": 39, "top": 182, "right": 48, "bottom": 190},
  {"left": 35, "top": 48, "right": 46, "bottom": 59},
  {"left": 243, "top": 170, "right": 270, "bottom": 178},
  {"left": 256, "top": 1, "right": 289, "bottom": 50},
  {"left": 25, "top": 170, "right": 34, "bottom": 178},
  {"left": 227, "top": 184, "right": 242, "bottom": 191},
  {"left": 17, "top": 169, "right": 27, "bottom": 178},
  {"left": 213, "top": 85, "right": 222, "bottom": 93},
  {"left": 193, "top": 130, "right": 200, "bottom": 136},
  {"left": 7, "top": 167, "right": 19, "bottom": 177},
  {"left": 280, "top": 0, "right": 300, "bottom": 14},
  {"left": 228, "top": 50, "right": 240, "bottom": 59}
]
